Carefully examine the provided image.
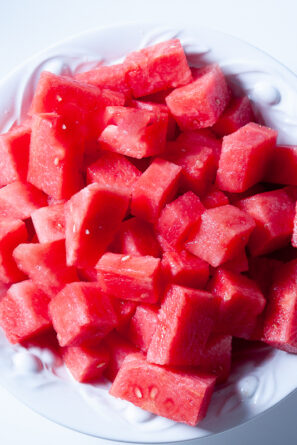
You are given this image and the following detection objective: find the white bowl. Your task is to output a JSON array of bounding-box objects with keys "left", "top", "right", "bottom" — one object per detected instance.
[{"left": 0, "top": 23, "right": 297, "bottom": 444}]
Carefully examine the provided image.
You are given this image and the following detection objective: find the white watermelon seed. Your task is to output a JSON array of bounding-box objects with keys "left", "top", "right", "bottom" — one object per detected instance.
[
  {"left": 96, "top": 362, "right": 106, "bottom": 369},
  {"left": 121, "top": 255, "right": 130, "bottom": 262},
  {"left": 150, "top": 387, "right": 158, "bottom": 400},
  {"left": 134, "top": 387, "right": 143, "bottom": 398},
  {"left": 61, "top": 123, "right": 67, "bottom": 130},
  {"left": 85, "top": 229, "right": 90, "bottom": 235},
  {"left": 73, "top": 224, "right": 76, "bottom": 233},
  {"left": 54, "top": 157, "right": 59, "bottom": 166},
  {"left": 215, "top": 98, "right": 221, "bottom": 105},
  {"left": 56, "top": 95, "right": 63, "bottom": 102}
]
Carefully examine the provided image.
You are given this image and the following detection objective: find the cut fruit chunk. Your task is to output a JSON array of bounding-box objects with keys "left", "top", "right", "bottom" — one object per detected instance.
[
  {"left": 104, "top": 331, "right": 138, "bottom": 382},
  {"left": 202, "top": 186, "right": 229, "bottom": 209},
  {"left": 31, "top": 203, "right": 65, "bottom": 243},
  {"left": 49, "top": 282, "right": 118, "bottom": 347},
  {"left": 127, "top": 304, "right": 159, "bottom": 352},
  {"left": 110, "top": 353, "right": 216, "bottom": 426},
  {"left": 0, "top": 280, "right": 51, "bottom": 344},
  {"left": 0, "top": 219, "right": 28, "bottom": 283},
  {"left": 212, "top": 96, "right": 254, "bottom": 136},
  {"left": 112, "top": 300, "right": 137, "bottom": 329},
  {"left": 264, "top": 145, "right": 297, "bottom": 186},
  {"left": 185, "top": 205, "right": 255, "bottom": 267},
  {"left": 147, "top": 285, "right": 218, "bottom": 366},
  {"left": 96, "top": 253, "right": 163, "bottom": 304},
  {"left": 195, "top": 334, "right": 232, "bottom": 383}
]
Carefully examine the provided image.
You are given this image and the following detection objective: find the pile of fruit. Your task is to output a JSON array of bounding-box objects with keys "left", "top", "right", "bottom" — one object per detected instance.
[{"left": 0, "top": 38, "right": 296, "bottom": 426}]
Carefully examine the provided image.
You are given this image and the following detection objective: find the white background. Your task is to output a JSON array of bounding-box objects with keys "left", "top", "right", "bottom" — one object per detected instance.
[{"left": 0, "top": 0, "right": 297, "bottom": 444}]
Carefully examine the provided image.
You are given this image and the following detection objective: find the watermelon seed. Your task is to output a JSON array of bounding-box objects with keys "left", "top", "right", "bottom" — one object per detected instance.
[
  {"left": 215, "top": 98, "right": 221, "bottom": 105},
  {"left": 56, "top": 95, "right": 63, "bottom": 102},
  {"left": 61, "top": 124, "right": 67, "bottom": 130},
  {"left": 96, "top": 362, "right": 106, "bottom": 368},
  {"left": 134, "top": 387, "right": 143, "bottom": 399},
  {"left": 54, "top": 157, "right": 60, "bottom": 166},
  {"left": 85, "top": 229, "right": 90, "bottom": 235},
  {"left": 73, "top": 224, "right": 77, "bottom": 233},
  {"left": 57, "top": 223, "right": 62, "bottom": 229},
  {"left": 121, "top": 255, "right": 130, "bottom": 262},
  {"left": 150, "top": 386, "right": 158, "bottom": 400}
]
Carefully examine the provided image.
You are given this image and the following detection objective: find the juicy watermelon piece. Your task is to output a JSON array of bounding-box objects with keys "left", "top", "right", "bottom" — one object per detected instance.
[
  {"left": 127, "top": 304, "right": 159, "bottom": 352},
  {"left": 13, "top": 240, "right": 78, "bottom": 298},
  {"left": 210, "top": 268, "right": 266, "bottom": 338},
  {"left": 185, "top": 205, "right": 256, "bottom": 267},
  {"left": 131, "top": 158, "right": 182, "bottom": 223},
  {"left": 0, "top": 121, "right": 31, "bottom": 187},
  {"left": 96, "top": 253, "right": 163, "bottom": 304},
  {"left": 248, "top": 257, "right": 282, "bottom": 296},
  {"left": 166, "top": 64, "right": 230, "bottom": 130},
  {"left": 65, "top": 184, "right": 128, "bottom": 268},
  {"left": 124, "top": 39, "right": 192, "bottom": 98},
  {"left": 264, "top": 145, "right": 297, "bottom": 186},
  {"left": 112, "top": 299, "right": 137, "bottom": 329},
  {"left": 0, "top": 282, "right": 10, "bottom": 301},
  {"left": 104, "top": 331, "right": 138, "bottom": 382},
  {"left": 216, "top": 123, "right": 277, "bottom": 193},
  {"left": 86, "top": 152, "right": 141, "bottom": 201},
  {"left": 111, "top": 217, "right": 161, "bottom": 258},
  {"left": 156, "top": 191, "right": 205, "bottom": 251},
  {"left": 197, "top": 334, "right": 232, "bottom": 383},
  {"left": 237, "top": 187, "right": 297, "bottom": 256},
  {"left": 31, "top": 203, "right": 65, "bottom": 243},
  {"left": 62, "top": 343, "right": 110, "bottom": 382},
  {"left": 49, "top": 282, "right": 118, "bottom": 347},
  {"left": 175, "top": 129, "right": 222, "bottom": 162},
  {"left": 0, "top": 280, "right": 51, "bottom": 344},
  {"left": 161, "top": 250, "right": 209, "bottom": 289},
  {"left": 110, "top": 353, "right": 216, "bottom": 426},
  {"left": 147, "top": 285, "right": 218, "bottom": 366},
  {"left": 223, "top": 249, "right": 249, "bottom": 273},
  {"left": 262, "top": 260, "right": 297, "bottom": 353},
  {"left": 212, "top": 96, "right": 254, "bottom": 136},
  {"left": 0, "top": 181, "right": 47, "bottom": 220},
  {"left": 202, "top": 185, "right": 229, "bottom": 209},
  {"left": 98, "top": 106, "right": 168, "bottom": 159},
  {"left": 0, "top": 219, "right": 28, "bottom": 283}
]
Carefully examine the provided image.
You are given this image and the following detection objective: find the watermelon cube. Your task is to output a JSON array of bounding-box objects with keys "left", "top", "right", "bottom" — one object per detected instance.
[
  {"left": 223, "top": 249, "right": 249, "bottom": 274},
  {"left": 124, "top": 39, "right": 192, "bottom": 98},
  {"left": 202, "top": 185, "right": 229, "bottom": 209},
  {"left": 147, "top": 285, "right": 218, "bottom": 366},
  {"left": 0, "top": 280, "right": 51, "bottom": 344},
  {"left": 104, "top": 331, "right": 138, "bottom": 382},
  {"left": 0, "top": 121, "right": 31, "bottom": 187},
  {"left": 209, "top": 268, "right": 266, "bottom": 338},
  {"left": 96, "top": 253, "right": 163, "bottom": 304},
  {"left": 98, "top": 106, "right": 168, "bottom": 159},
  {"left": 264, "top": 145, "right": 297, "bottom": 186},
  {"left": 237, "top": 187, "right": 297, "bottom": 256},
  {"left": 216, "top": 123, "right": 278, "bottom": 193},
  {"left": 156, "top": 191, "right": 205, "bottom": 251},
  {"left": 65, "top": 184, "right": 128, "bottom": 269},
  {"left": 161, "top": 250, "right": 209, "bottom": 289},
  {"left": 185, "top": 205, "right": 256, "bottom": 267},
  {"left": 110, "top": 353, "right": 216, "bottom": 426},
  {"left": 62, "top": 343, "right": 110, "bottom": 382},
  {"left": 166, "top": 64, "right": 230, "bottom": 130},
  {"left": 175, "top": 129, "right": 222, "bottom": 162},
  {"left": 195, "top": 334, "right": 232, "bottom": 383},
  {"left": 13, "top": 240, "right": 78, "bottom": 298},
  {"left": 0, "top": 219, "right": 28, "bottom": 283},
  {"left": 112, "top": 299, "right": 137, "bottom": 329},
  {"left": 127, "top": 304, "right": 159, "bottom": 352},
  {"left": 212, "top": 96, "right": 254, "bottom": 136},
  {"left": 31, "top": 203, "right": 65, "bottom": 243},
  {"left": 131, "top": 158, "right": 182, "bottom": 223},
  {"left": 49, "top": 282, "right": 118, "bottom": 347}
]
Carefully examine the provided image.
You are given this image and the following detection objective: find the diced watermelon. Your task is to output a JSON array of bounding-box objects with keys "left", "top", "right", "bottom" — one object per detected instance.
[
  {"left": 147, "top": 284, "right": 218, "bottom": 366},
  {"left": 65, "top": 184, "right": 128, "bottom": 268},
  {"left": 49, "top": 282, "right": 118, "bottom": 347},
  {"left": 212, "top": 96, "right": 254, "bottom": 136},
  {"left": 86, "top": 152, "right": 141, "bottom": 201},
  {"left": 216, "top": 123, "right": 277, "bottom": 193},
  {"left": 263, "top": 145, "right": 297, "bottom": 186},
  {"left": 124, "top": 39, "right": 192, "bottom": 98},
  {"left": 0, "top": 181, "right": 47, "bottom": 220},
  {"left": 112, "top": 299, "right": 137, "bottom": 329},
  {"left": 195, "top": 334, "right": 232, "bottom": 383},
  {"left": 0, "top": 219, "right": 28, "bottom": 283},
  {"left": 209, "top": 268, "right": 266, "bottom": 338},
  {"left": 248, "top": 256, "right": 282, "bottom": 296},
  {"left": 0, "top": 280, "right": 51, "bottom": 344},
  {"left": 166, "top": 64, "right": 230, "bottom": 130},
  {"left": 237, "top": 187, "right": 297, "bottom": 256},
  {"left": 0, "top": 122, "right": 31, "bottom": 187},
  {"left": 62, "top": 343, "right": 109, "bottom": 382},
  {"left": 13, "top": 240, "right": 78, "bottom": 298},
  {"left": 0, "top": 282, "right": 10, "bottom": 301},
  {"left": 131, "top": 158, "right": 182, "bottom": 223},
  {"left": 161, "top": 250, "right": 209, "bottom": 289},
  {"left": 96, "top": 253, "right": 163, "bottom": 304},
  {"left": 176, "top": 129, "right": 222, "bottom": 162},
  {"left": 98, "top": 106, "right": 168, "bottom": 159},
  {"left": 222, "top": 249, "right": 249, "bottom": 273},
  {"left": 104, "top": 331, "right": 138, "bottom": 382},
  {"left": 202, "top": 185, "right": 229, "bottom": 209},
  {"left": 127, "top": 304, "right": 159, "bottom": 352},
  {"left": 31, "top": 203, "right": 65, "bottom": 243},
  {"left": 185, "top": 205, "right": 256, "bottom": 267},
  {"left": 110, "top": 353, "right": 216, "bottom": 426},
  {"left": 156, "top": 191, "right": 205, "bottom": 251}
]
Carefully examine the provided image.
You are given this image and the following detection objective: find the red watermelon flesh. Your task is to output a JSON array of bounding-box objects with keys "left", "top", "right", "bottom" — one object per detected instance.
[
  {"left": 127, "top": 304, "right": 159, "bottom": 352},
  {"left": 223, "top": 249, "right": 249, "bottom": 274},
  {"left": 62, "top": 343, "right": 110, "bottom": 382},
  {"left": 31, "top": 203, "right": 65, "bottom": 243},
  {"left": 124, "top": 39, "right": 192, "bottom": 98},
  {"left": 263, "top": 145, "right": 297, "bottom": 186},
  {"left": 96, "top": 252, "right": 163, "bottom": 304},
  {"left": 292, "top": 202, "right": 297, "bottom": 248},
  {"left": 175, "top": 129, "right": 222, "bottom": 162},
  {"left": 0, "top": 282, "right": 10, "bottom": 301},
  {"left": 147, "top": 285, "right": 219, "bottom": 366},
  {"left": 131, "top": 158, "right": 182, "bottom": 223},
  {"left": 216, "top": 122, "right": 278, "bottom": 193},
  {"left": 185, "top": 205, "right": 256, "bottom": 268},
  {"left": 166, "top": 64, "right": 230, "bottom": 130},
  {"left": 195, "top": 334, "right": 232, "bottom": 383},
  {"left": 99, "top": 106, "right": 168, "bottom": 159},
  {"left": 248, "top": 256, "right": 282, "bottom": 297},
  {"left": 104, "top": 331, "right": 138, "bottom": 382},
  {"left": 65, "top": 184, "right": 128, "bottom": 269},
  {"left": 13, "top": 240, "right": 78, "bottom": 298},
  {"left": 110, "top": 353, "right": 216, "bottom": 426},
  {"left": 0, "top": 219, "right": 28, "bottom": 283},
  {"left": 226, "top": 184, "right": 267, "bottom": 205},
  {"left": 237, "top": 187, "right": 297, "bottom": 256},
  {"left": 202, "top": 185, "right": 229, "bottom": 209},
  {"left": 113, "top": 299, "right": 137, "bottom": 330},
  {"left": 212, "top": 96, "right": 254, "bottom": 137},
  {"left": 49, "top": 282, "right": 118, "bottom": 347},
  {"left": 0, "top": 280, "right": 51, "bottom": 344}
]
